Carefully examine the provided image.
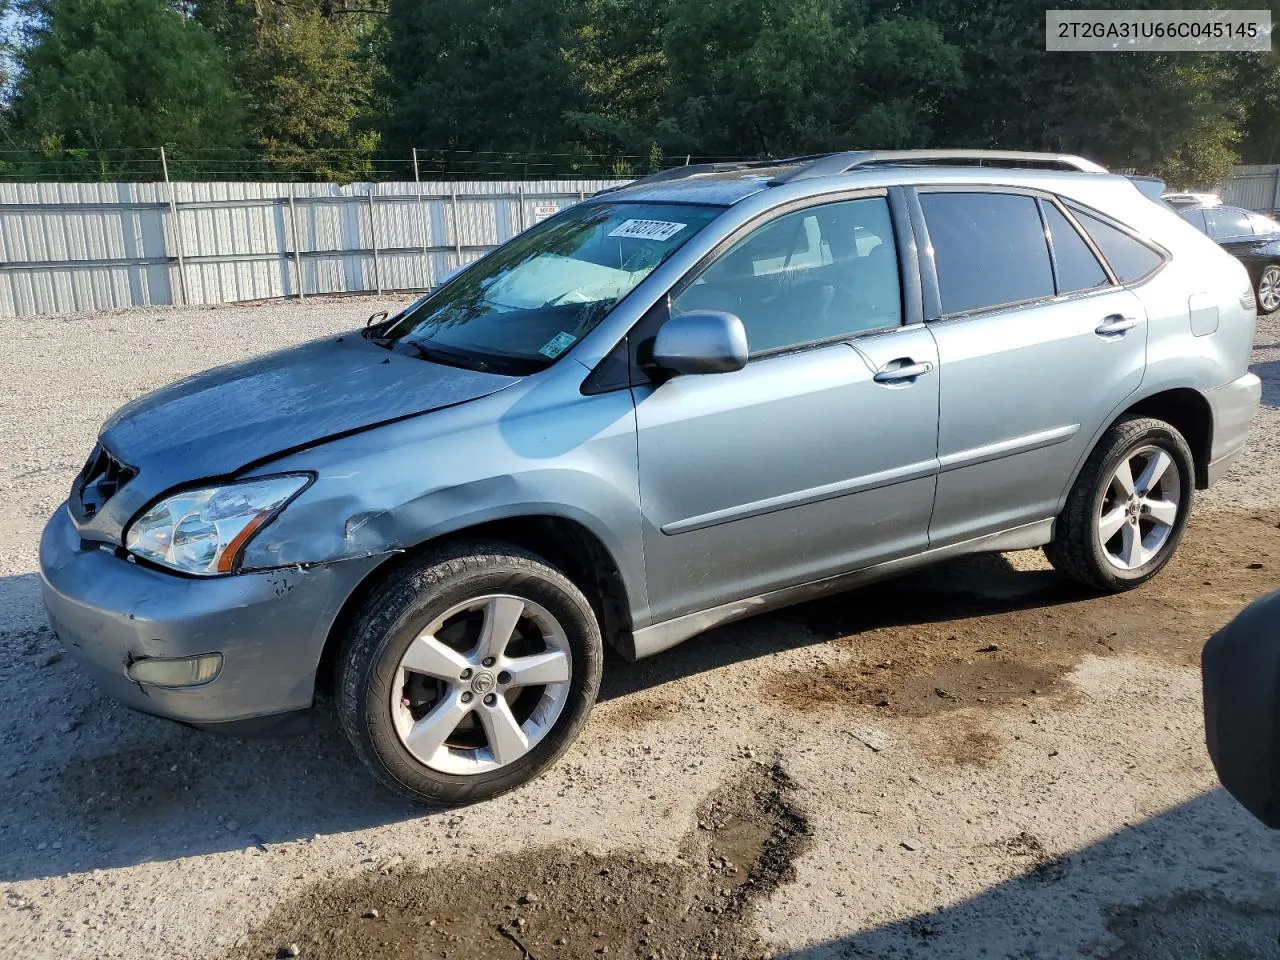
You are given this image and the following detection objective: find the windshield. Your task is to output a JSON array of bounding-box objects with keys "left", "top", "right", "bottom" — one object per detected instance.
[{"left": 376, "top": 201, "right": 723, "bottom": 373}]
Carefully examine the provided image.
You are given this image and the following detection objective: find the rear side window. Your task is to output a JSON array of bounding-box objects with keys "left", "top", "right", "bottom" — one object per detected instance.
[
  {"left": 1069, "top": 208, "right": 1164, "bottom": 282},
  {"left": 920, "top": 192, "right": 1055, "bottom": 315},
  {"left": 1249, "top": 213, "right": 1279, "bottom": 235},
  {"left": 1042, "top": 202, "right": 1109, "bottom": 294},
  {"left": 1208, "top": 207, "right": 1255, "bottom": 239}
]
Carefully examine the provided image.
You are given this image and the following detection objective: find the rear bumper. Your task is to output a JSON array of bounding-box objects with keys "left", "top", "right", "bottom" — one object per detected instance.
[
  {"left": 39, "top": 503, "right": 383, "bottom": 730},
  {"left": 1205, "top": 372, "right": 1262, "bottom": 486}
]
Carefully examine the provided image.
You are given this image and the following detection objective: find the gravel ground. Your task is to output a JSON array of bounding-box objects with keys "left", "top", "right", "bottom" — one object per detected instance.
[{"left": 2, "top": 298, "right": 1279, "bottom": 960}]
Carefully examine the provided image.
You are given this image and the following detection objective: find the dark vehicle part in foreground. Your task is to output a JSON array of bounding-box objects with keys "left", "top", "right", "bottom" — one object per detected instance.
[{"left": 1203, "top": 590, "right": 1280, "bottom": 829}]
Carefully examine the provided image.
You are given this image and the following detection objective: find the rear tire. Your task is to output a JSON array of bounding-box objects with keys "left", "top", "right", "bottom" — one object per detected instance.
[
  {"left": 337, "top": 541, "right": 603, "bottom": 805},
  {"left": 1256, "top": 263, "right": 1280, "bottom": 315},
  {"left": 1045, "top": 417, "right": 1194, "bottom": 592}
]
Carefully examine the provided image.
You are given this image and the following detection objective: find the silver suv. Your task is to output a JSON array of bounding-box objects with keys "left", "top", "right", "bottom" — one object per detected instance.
[{"left": 40, "top": 151, "right": 1261, "bottom": 803}]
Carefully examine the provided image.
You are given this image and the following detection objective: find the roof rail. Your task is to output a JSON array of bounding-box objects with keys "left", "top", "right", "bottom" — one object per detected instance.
[
  {"left": 611, "top": 156, "right": 823, "bottom": 191},
  {"left": 771, "top": 150, "right": 1108, "bottom": 184}
]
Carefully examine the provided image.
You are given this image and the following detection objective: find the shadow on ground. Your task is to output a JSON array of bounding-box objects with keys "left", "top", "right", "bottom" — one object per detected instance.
[
  {"left": 0, "top": 553, "right": 1082, "bottom": 884},
  {"left": 775, "top": 788, "right": 1280, "bottom": 960}
]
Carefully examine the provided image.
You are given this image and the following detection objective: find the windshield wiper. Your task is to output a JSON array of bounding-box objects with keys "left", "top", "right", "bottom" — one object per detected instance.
[{"left": 376, "top": 336, "right": 498, "bottom": 373}]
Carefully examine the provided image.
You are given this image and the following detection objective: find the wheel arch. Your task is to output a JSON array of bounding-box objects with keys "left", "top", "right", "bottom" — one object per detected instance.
[
  {"left": 315, "top": 513, "right": 636, "bottom": 696},
  {"left": 1063, "top": 386, "right": 1213, "bottom": 505}
]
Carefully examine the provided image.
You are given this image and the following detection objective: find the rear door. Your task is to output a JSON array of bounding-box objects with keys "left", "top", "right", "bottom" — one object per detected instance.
[{"left": 916, "top": 188, "right": 1151, "bottom": 546}]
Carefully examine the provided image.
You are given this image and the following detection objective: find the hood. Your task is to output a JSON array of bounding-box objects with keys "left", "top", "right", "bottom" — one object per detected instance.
[{"left": 99, "top": 333, "right": 518, "bottom": 492}]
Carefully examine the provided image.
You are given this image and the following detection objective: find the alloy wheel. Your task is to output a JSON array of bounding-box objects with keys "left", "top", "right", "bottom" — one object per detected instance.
[
  {"left": 1259, "top": 265, "right": 1280, "bottom": 314},
  {"left": 1097, "top": 444, "right": 1182, "bottom": 571},
  {"left": 389, "top": 594, "right": 573, "bottom": 775}
]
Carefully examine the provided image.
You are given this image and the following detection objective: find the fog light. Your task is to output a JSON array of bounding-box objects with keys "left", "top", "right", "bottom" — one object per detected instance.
[{"left": 127, "top": 653, "right": 223, "bottom": 688}]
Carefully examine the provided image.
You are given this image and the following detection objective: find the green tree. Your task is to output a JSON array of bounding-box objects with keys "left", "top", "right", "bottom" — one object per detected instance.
[
  {"left": 12, "top": 0, "right": 244, "bottom": 176},
  {"left": 194, "top": 0, "right": 384, "bottom": 180},
  {"left": 381, "top": 0, "right": 583, "bottom": 169},
  {"left": 905, "top": 0, "right": 1244, "bottom": 183},
  {"left": 563, "top": 0, "right": 669, "bottom": 159},
  {"left": 657, "top": 0, "right": 962, "bottom": 157}
]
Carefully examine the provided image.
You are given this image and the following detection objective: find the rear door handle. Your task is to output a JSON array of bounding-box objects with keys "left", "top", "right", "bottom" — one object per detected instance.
[
  {"left": 1095, "top": 315, "right": 1140, "bottom": 337},
  {"left": 873, "top": 360, "right": 934, "bottom": 384}
]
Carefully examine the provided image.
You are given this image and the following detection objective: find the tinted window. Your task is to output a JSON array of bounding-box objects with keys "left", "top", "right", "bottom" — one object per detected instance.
[
  {"left": 673, "top": 197, "right": 901, "bottom": 355},
  {"left": 920, "top": 192, "right": 1054, "bottom": 315},
  {"left": 1070, "top": 208, "right": 1164, "bottom": 282},
  {"left": 1042, "top": 202, "right": 1109, "bottom": 293},
  {"left": 1181, "top": 208, "right": 1209, "bottom": 234},
  {"left": 1210, "top": 207, "right": 1256, "bottom": 238},
  {"left": 1249, "top": 213, "right": 1280, "bottom": 235}
]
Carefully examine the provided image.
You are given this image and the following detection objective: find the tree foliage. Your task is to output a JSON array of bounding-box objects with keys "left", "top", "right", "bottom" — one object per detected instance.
[
  {"left": 11, "top": 0, "right": 243, "bottom": 174},
  {"left": 2, "top": 0, "right": 1278, "bottom": 183},
  {"left": 381, "top": 0, "right": 583, "bottom": 161},
  {"left": 194, "top": 0, "right": 384, "bottom": 179}
]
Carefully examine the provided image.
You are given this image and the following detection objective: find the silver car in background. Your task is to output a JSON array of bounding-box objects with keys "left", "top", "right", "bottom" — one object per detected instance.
[{"left": 40, "top": 150, "right": 1261, "bottom": 803}]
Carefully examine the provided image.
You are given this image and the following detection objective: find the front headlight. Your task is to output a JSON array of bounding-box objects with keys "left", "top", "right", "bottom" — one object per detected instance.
[{"left": 125, "top": 475, "right": 311, "bottom": 576}]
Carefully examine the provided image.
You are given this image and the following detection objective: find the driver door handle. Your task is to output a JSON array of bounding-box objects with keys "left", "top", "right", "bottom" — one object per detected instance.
[
  {"left": 1095, "top": 314, "right": 1140, "bottom": 337},
  {"left": 873, "top": 359, "right": 934, "bottom": 384}
]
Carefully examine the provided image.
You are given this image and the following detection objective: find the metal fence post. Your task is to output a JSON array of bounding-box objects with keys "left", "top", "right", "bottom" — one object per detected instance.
[
  {"left": 368, "top": 188, "right": 382, "bottom": 295},
  {"left": 159, "top": 147, "right": 189, "bottom": 307},
  {"left": 517, "top": 183, "right": 526, "bottom": 233},
  {"left": 288, "top": 183, "right": 305, "bottom": 300},
  {"left": 414, "top": 151, "right": 435, "bottom": 289},
  {"left": 450, "top": 185, "right": 464, "bottom": 269},
  {"left": 1273, "top": 168, "right": 1280, "bottom": 214}
]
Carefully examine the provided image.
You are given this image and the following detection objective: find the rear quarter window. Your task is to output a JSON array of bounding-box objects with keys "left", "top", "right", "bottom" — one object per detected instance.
[{"left": 1068, "top": 207, "right": 1165, "bottom": 283}]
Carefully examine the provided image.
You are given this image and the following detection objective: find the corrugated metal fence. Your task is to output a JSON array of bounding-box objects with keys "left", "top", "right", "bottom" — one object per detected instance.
[
  {"left": 1221, "top": 165, "right": 1280, "bottom": 213},
  {"left": 0, "top": 179, "right": 626, "bottom": 318}
]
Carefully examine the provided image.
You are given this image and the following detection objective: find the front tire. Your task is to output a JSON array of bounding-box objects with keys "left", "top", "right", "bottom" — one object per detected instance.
[
  {"left": 1045, "top": 416, "right": 1194, "bottom": 592},
  {"left": 337, "top": 541, "right": 603, "bottom": 805}
]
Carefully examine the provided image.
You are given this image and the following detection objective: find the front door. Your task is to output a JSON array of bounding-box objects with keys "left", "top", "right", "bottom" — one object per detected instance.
[{"left": 632, "top": 194, "right": 941, "bottom": 624}]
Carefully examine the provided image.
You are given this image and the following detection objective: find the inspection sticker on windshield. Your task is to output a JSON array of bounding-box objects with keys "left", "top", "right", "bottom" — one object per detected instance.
[
  {"left": 608, "top": 219, "right": 687, "bottom": 242},
  {"left": 538, "top": 331, "right": 578, "bottom": 359}
]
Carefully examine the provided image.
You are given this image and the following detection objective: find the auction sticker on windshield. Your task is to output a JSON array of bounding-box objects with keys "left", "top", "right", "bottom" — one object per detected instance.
[
  {"left": 538, "top": 331, "right": 578, "bottom": 359},
  {"left": 608, "top": 219, "right": 688, "bottom": 241}
]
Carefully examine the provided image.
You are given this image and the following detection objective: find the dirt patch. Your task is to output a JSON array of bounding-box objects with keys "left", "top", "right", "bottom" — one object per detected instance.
[
  {"left": 597, "top": 692, "right": 677, "bottom": 731},
  {"left": 225, "top": 763, "right": 809, "bottom": 960},
  {"left": 760, "top": 513, "right": 1280, "bottom": 719},
  {"left": 920, "top": 717, "right": 1004, "bottom": 767},
  {"left": 1102, "top": 890, "right": 1280, "bottom": 959}
]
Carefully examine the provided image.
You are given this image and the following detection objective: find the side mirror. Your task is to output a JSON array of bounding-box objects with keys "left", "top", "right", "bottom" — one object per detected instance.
[
  {"left": 651, "top": 311, "right": 748, "bottom": 376},
  {"left": 1203, "top": 590, "right": 1280, "bottom": 828}
]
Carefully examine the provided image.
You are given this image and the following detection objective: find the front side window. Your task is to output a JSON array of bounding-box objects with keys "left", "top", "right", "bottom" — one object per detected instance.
[
  {"left": 378, "top": 201, "right": 722, "bottom": 373},
  {"left": 672, "top": 196, "right": 902, "bottom": 355},
  {"left": 1069, "top": 207, "right": 1164, "bottom": 282},
  {"left": 920, "top": 192, "right": 1055, "bottom": 315}
]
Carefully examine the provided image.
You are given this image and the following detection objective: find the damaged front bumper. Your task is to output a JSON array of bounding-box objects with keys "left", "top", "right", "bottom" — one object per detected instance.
[{"left": 38, "top": 503, "right": 385, "bottom": 734}]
